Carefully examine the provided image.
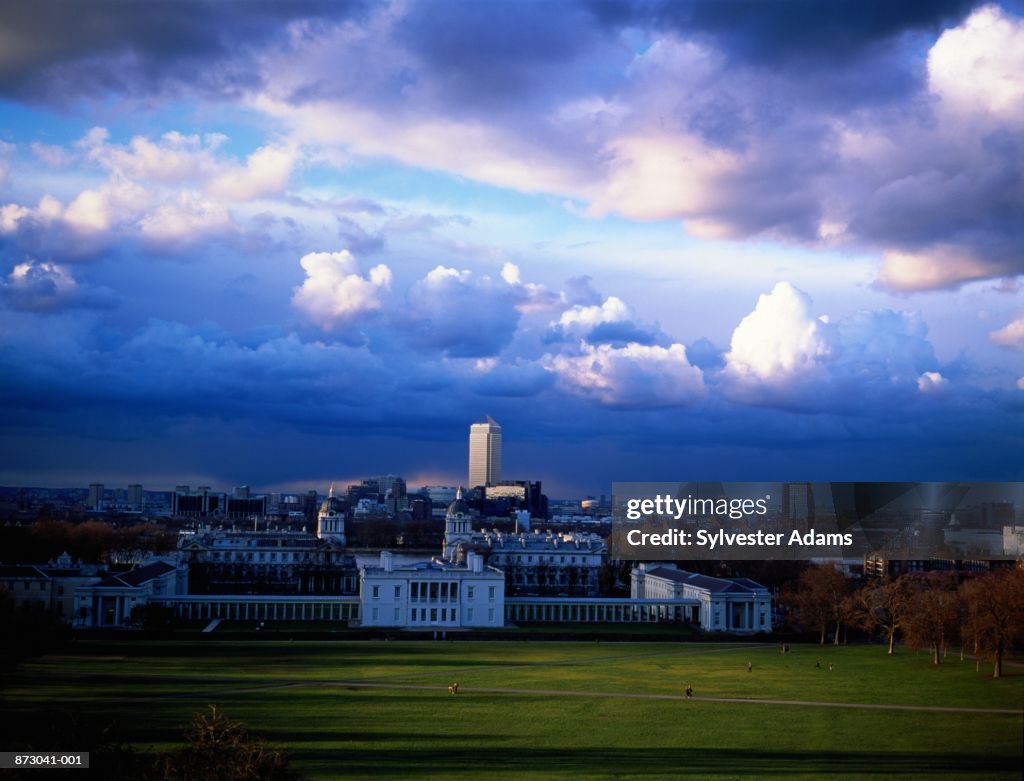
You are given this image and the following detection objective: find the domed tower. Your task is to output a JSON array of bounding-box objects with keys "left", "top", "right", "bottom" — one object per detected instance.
[
  {"left": 317, "top": 483, "right": 347, "bottom": 545},
  {"left": 443, "top": 487, "right": 474, "bottom": 561}
]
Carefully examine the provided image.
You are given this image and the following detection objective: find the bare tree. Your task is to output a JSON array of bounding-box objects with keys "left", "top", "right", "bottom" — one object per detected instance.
[
  {"left": 154, "top": 705, "right": 295, "bottom": 781},
  {"left": 856, "top": 576, "right": 915, "bottom": 655},
  {"left": 960, "top": 569, "right": 1024, "bottom": 679},
  {"left": 902, "top": 573, "right": 960, "bottom": 665}
]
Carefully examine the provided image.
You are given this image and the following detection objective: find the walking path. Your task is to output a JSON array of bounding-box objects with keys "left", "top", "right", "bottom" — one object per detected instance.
[{"left": 75, "top": 676, "right": 1022, "bottom": 715}]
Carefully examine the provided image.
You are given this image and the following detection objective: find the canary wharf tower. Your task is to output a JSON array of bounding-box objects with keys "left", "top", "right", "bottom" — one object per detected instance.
[{"left": 468, "top": 416, "right": 502, "bottom": 489}]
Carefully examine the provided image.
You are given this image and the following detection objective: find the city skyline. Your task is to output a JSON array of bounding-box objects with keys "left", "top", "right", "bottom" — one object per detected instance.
[{"left": 1, "top": 2, "right": 1023, "bottom": 496}]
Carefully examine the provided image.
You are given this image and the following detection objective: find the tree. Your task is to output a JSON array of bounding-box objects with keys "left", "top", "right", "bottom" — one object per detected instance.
[
  {"left": 855, "top": 576, "right": 915, "bottom": 655},
  {"left": 960, "top": 569, "right": 1024, "bottom": 679},
  {"left": 901, "top": 573, "right": 960, "bottom": 665},
  {"left": 787, "top": 564, "right": 850, "bottom": 645},
  {"left": 155, "top": 705, "right": 295, "bottom": 781}
]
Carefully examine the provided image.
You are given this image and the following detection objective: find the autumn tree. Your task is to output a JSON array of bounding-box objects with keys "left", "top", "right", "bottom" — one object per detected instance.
[
  {"left": 901, "top": 573, "right": 961, "bottom": 665},
  {"left": 787, "top": 564, "right": 850, "bottom": 645},
  {"left": 960, "top": 569, "right": 1024, "bottom": 679}
]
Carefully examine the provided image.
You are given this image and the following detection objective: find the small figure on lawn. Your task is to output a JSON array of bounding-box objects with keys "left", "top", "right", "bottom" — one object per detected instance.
[
  {"left": 747, "top": 661, "right": 752, "bottom": 673},
  {"left": 685, "top": 685, "right": 694, "bottom": 699},
  {"left": 828, "top": 662, "right": 834, "bottom": 672}
]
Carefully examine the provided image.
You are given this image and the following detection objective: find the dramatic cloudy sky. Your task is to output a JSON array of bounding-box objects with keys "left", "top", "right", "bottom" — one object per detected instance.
[{"left": 1, "top": 0, "right": 1022, "bottom": 496}]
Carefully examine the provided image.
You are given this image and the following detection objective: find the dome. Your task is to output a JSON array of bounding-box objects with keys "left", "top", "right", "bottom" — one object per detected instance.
[
  {"left": 446, "top": 487, "right": 469, "bottom": 518},
  {"left": 319, "top": 496, "right": 345, "bottom": 515}
]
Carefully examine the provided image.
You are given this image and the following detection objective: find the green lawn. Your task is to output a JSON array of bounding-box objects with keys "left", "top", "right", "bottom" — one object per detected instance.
[{"left": 3, "top": 639, "right": 1021, "bottom": 780}]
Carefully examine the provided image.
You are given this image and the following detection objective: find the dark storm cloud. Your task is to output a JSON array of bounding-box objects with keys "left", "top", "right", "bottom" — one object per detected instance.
[
  {"left": 0, "top": 0, "right": 364, "bottom": 101},
  {"left": 402, "top": 270, "right": 521, "bottom": 358},
  {"left": 591, "top": 0, "right": 981, "bottom": 65},
  {"left": 393, "top": 0, "right": 603, "bottom": 109}
]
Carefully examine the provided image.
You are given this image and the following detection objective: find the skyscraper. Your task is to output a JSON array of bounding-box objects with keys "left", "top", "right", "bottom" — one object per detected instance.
[
  {"left": 88, "top": 483, "right": 104, "bottom": 510},
  {"left": 468, "top": 416, "right": 502, "bottom": 488}
]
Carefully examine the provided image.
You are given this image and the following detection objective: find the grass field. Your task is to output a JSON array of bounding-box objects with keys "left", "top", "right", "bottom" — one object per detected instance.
[{"left": 3, "top": 639, "right": 1022, "bottom": 780}]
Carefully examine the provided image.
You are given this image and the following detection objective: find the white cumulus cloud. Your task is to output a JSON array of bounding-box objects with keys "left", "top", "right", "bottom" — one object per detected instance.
[
  {"left": 928, "top": 4, "right": 1024, "bottom": 122},
  {"left": 724, "top": 282, "right": 836, "bottom": 387},
  {"left": 292, "top": 250, "right": 392, "bottom": 331},
  {"left": 547, "top": 341, "right": 704, "bottom": 408}
]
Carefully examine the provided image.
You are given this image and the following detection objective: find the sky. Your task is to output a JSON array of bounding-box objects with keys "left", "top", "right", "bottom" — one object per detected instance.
[{"left": 0, "top": 0, "right": 1022, "bottom": 497}]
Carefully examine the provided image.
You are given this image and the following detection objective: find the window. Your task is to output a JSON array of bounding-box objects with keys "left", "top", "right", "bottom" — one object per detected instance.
[
  {"left": 430, "top": 608, "right": 437, "bottom": 622},
  {"left": 467, "top": 586, "right": 475, "bottom": 600},
  {"left": 372, "top": 607, "right": 379, "bottom": 621},
  {"left": 467, "top": 607, "right": 474, "bottom": 622},
  {"left": 394, "top": 585, "right": 402, "bottom": 600},
  {"left": 441, "top": 608, "right": 447, "bottom": 621},
  {"left": 450, "top": 609, "right": 457, "bottom": 623},
  {"left": 488, "top": 586, "right": 495, "bottom": 600},
  {"left": 372, "top": 585, "right": 380, "bottom": 599},
  {"left": 488, "top": 607, "right": 495, "bottom": 622},
  {"left": 394, "top": 608, "right": 400, "bottom": 623}
]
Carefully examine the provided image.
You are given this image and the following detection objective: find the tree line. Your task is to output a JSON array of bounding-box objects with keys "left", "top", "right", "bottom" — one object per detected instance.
[{"left": 783, "top": 564, "right": 1024, "bottom": 678}]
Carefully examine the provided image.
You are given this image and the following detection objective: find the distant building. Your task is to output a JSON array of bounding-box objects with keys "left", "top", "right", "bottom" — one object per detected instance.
[
  {"left": 484, "top": 480, "right": 547, "bottom": 519},
  {"left": 442, "top": 489, "right": 605, "bottom": 596},
  {"left": 178, "top": 529, "right": 357, "bottom": 595},
  {"left": 631, "top": 564, "right": 772, "bottom": 633},
  {"left": 127, "top": 484, "right": 143, "bottom": 511},
  {"left": 172, "top": 486, "right": 268, "bottom": 519},
  {"left": 360, "top": 550, "right": 504, "bottom": 629},
  {"left": 1004, "top": 526, "right": 1024, "bottom": 557},
  {"left": 0, "top": 552, "right": 102, "bottom": 622},
  {"left": 317, "top": 485, "right": 347, "bottom": 545},
  {"left": 781, "top": 482, "right": 815, "bottom": 533},
  {"left": 469, "top": 416, "right": 501, "bottom": 488},
  {"left": 87, "top": 483, "right": 104, "bottom": 510},
  {"left": 74, "top": 560, "right": 182, "bottom": 628}
]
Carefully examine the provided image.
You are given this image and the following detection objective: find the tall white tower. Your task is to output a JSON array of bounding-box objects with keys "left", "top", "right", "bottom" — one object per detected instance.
[{"left": 468, "top": 416, "right": 502, "bottom": 488}]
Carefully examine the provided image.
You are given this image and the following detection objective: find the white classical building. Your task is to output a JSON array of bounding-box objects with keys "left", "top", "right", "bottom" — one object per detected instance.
[
  {"left": 74, "top": 559, "right": 182, "bottom": 627},
  {"left": 631, "top": 564, "right": 772, "bottom": 633},
  {"left": 360, "top": 550, "right": 505, "bottom": 629}
]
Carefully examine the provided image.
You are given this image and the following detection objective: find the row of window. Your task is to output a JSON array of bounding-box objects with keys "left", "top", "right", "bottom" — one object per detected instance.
[
  {"left": 201, "top": 551, "right": 345, "bottom": 563},
  {"left": 368, "top": 606, "right": 497, "bottom": 624},
  {"left": 490, "top": 554, "right": 596, "bottom": 565},
  {"left": 369, "top": 582, "right": 498, "bottom": 601}
]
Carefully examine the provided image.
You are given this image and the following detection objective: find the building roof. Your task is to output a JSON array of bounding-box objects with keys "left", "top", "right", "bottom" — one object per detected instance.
[
  {"left": 94, "top": 560, "right": 176, "bottom": 589},
  {"left": 446, "top": 486, "right": 469, "bottom": 518},
  {"left": 0, "top": 565, "right": 48, "bottom": 579},
  {"left": 647, "top": 567, "right": 768, "bottom": 594}
]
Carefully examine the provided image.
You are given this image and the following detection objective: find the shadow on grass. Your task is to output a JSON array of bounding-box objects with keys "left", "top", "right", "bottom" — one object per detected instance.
[{"left": 295, "top": 746, "right": 1022, "bottom": 777}]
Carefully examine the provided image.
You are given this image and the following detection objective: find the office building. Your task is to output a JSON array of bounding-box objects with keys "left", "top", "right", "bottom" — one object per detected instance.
[{"left": 468, "top": 416, "right": 501, "bottom": 488}]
